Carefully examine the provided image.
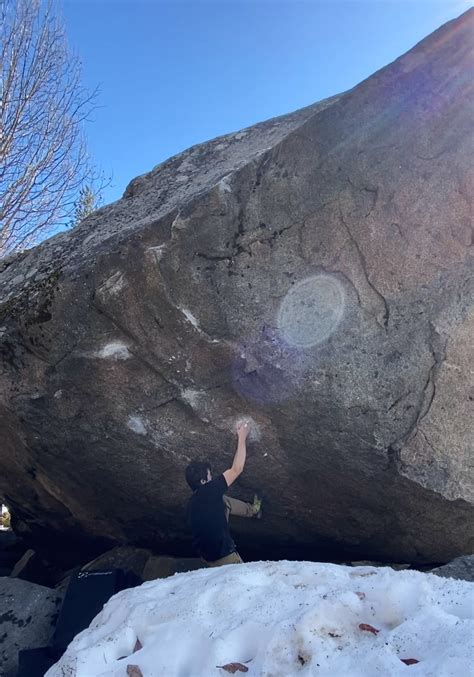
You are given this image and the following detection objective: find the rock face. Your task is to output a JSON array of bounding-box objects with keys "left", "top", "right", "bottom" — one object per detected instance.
[
  {"left": 0, "top": 11, "right": 473, "bottom": 564},
  {"left": 0, "top": 577, "right": 62, "bottom": 677}
]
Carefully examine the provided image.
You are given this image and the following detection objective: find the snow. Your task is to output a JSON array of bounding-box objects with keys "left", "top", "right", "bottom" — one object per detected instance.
[{"left": 46, "top": 561, "right": 473, "bottom": 677}]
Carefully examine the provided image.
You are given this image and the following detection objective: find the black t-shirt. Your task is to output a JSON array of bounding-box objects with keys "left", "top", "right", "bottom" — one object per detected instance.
[{"left": 187, "top": 474, "right": 236, "bottom": 562}]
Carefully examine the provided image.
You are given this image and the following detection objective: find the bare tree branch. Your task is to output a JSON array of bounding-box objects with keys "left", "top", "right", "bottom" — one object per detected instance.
[{"left": 0, "top": 0, "right": 103, "bottom": 256}]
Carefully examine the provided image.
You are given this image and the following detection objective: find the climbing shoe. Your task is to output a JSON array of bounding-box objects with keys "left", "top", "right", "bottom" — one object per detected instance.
[{"left": 252, "top": 494, "right": 262, "bottom": 519}]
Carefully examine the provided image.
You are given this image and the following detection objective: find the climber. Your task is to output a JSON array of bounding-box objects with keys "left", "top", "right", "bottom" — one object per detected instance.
[{"left": 185, "top": 420, "right": 262, "bottom": 567}]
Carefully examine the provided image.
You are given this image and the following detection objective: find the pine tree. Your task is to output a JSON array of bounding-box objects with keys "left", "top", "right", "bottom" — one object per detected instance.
[{"left": 69, "top": 185, "right": 100, "bottom": 227}]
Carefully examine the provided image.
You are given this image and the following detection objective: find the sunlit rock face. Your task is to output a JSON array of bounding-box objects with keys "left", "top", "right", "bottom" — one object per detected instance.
[{"left": 0, "top": 11, "right": 473, "bottom": 564}]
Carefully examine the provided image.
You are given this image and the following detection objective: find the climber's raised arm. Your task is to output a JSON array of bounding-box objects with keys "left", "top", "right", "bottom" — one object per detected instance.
[{"left": 223, "top": 420, "right": 250, "bottom": 487}]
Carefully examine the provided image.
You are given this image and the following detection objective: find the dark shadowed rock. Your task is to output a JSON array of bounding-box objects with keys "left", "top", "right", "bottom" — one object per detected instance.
[
  {"left": 142, "top": 555, "right": 204, "bottom": 580},
  {"left": 81, "top": 545, "right": 151, "bottom": 579},
  {"left": 0, "top": 577, "right": 63, "bottom": 677},
  {"left": 0, "top": 530, "right": 23, "bottom": 575},
  {"left": 10, "top": 547, "right": 56, "bottom": 586},
  {"left": 10, "top": 548, "right": 37, "bottom": 578},
  {"left": 0, "top": 11, "right": 473, "bottom": 564}
]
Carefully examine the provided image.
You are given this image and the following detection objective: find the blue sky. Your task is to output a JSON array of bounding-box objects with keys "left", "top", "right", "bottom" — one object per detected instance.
[{"left": 62, "top": 0, "right": 472, "bottom": 206}]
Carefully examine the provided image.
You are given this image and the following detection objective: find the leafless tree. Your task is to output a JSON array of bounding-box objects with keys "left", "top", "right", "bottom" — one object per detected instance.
[{"left": 0, "top": 0, "right": 100, "bottom": 256}]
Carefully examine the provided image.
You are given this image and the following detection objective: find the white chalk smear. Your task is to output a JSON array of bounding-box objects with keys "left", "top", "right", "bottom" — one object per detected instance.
[
  {"left": 233, "top": 415, "right": 261, "bottom": 442},
  {"left": 147, "top": 245, "right": 167, "bottom": 263},
  {"left": 127, "top": 416, "right": 147, "bottom": 436},
  {"left": 180, "top": 307, "right": 200, "bottom": 328},
  {"left": 181, "top": 389, "right": 205, "bottom": 410},
  {"left": 97, "top": 271, "right": 127, "bottom": 298},
  {"left": 218, "top": 174, "right": 233, "bottom": 194},
  {"left": 96, "top": 342, "right": 131, "bottom": 360}
]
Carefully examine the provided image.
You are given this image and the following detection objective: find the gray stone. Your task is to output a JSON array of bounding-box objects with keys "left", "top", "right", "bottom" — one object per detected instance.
[
  {"left": 0, "top": 11, "right": 473, "bottom": 565},
  {"left": 430, "top": 555, "right": 474, "bottom": 581},
  {"left": 9, "top": 274, "right": 24, "bottom": 287},
  {"left": 0, "top": 577, "right": 63, "bottom": 677}
]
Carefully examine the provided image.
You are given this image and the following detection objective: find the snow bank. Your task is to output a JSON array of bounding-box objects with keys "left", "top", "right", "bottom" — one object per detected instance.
[{"left": 46, "top": 560, "right": 473, "bottom": 677}]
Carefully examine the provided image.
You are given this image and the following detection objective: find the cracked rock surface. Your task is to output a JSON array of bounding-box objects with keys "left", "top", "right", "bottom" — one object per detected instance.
[{"left": 0, "top": 10, "right": 473, "bottom": 563}]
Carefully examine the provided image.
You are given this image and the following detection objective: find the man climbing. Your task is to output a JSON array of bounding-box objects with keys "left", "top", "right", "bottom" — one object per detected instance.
[{"left": 185, "top": 420, "right": 262, "bottom": 567}]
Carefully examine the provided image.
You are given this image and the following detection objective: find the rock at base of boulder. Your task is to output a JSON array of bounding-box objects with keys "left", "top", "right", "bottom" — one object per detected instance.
[
  {"left": 0, "top": 577, "right": 63, "bottom": 677},
  {"left": 349, "top": 560, "right": 411, "bottom": 570},
  {"left": 81, "top": 545, "right": 152, "bottom": 580},
  {"left": 430, "top": 555, "right": 474, "bottom": 582},
  {"left": 9, "top": 548, "right": 53, "bottom": 586}
]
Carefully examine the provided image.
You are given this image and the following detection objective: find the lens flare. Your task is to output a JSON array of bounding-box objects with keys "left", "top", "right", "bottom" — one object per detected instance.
[
  {"left": 277, "top": 275, "right": 345, "bottom": 347},
  {"left": 231, "top": 328, "right": 307, "bottom": 406}
]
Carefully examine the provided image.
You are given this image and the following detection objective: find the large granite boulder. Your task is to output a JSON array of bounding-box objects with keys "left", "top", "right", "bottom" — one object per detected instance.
[{"left": 0, "top": 11, "right": 473, "bottom": 564}]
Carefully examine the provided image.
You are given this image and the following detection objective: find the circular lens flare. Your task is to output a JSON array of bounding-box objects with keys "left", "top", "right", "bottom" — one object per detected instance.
[{"left": 277, "top": 275, "right": 345, "bottom": 347}]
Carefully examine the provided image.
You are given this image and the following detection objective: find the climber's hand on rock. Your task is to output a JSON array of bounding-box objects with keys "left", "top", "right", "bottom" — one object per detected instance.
[{"left": 236, "top": 420, "right": 250, "bottom": 440}]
